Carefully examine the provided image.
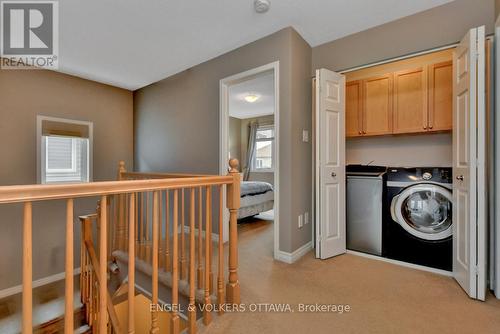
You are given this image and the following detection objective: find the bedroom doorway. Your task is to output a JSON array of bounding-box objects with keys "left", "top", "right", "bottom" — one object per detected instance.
[{"left": 219, "top": 61, "right": 279, "bottom": 259}]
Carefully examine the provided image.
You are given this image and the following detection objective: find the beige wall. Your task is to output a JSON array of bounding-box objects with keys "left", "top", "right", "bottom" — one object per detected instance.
[
  {"left": 312, "top": 0, "right": 494, "bottom": 169},
  {"left": 347, "top": 133, "right": 452, "bottom": 167},
  {"left": 312, "top": 0, "right": 495, "bottom": 72},
  {"left": 229, "top": 117, "right": 241, "bottom": 162},
  {"left": 0, "top": 69, "right": 133, "bottom": 290},
  {"left": 496, "top": 0, "right": 500, "bottom": 18},
  {"left": 135, "top": 28, "right": 312, "bottom": 253}
]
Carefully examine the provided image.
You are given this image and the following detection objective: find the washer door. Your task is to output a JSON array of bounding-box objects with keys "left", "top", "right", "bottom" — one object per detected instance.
[{"left": 390, "top": 184, "right": 452, "bottom": 241}]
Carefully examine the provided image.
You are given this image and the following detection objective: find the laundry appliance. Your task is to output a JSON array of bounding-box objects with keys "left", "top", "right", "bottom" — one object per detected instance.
[{"left": 383, "top": 167, "right": 453, "bottom": 271}]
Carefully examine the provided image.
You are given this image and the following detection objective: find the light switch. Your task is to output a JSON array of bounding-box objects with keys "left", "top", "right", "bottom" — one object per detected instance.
[{"left": 302, "top": 130, "right": 309, "bottom": 142}]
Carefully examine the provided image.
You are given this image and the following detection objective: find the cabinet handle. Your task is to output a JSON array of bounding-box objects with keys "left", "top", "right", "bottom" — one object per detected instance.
[
  {"left": 331, "top": 172, "right": 337, "bottom": 177},
  {"left": 358, "top": 130, "right": 362, "bottom": 134},
  {"left": 429, "top": 125, "right": 433, "bottom": 129},
  {"left": 423, "top": 125, "right": 427, "bottom": 130},
  {"left": 456, "top": 175, "right": 464, "bottom": 181},
  {"left": 363, "top": 130, "right": 366, "bottom": 134}
]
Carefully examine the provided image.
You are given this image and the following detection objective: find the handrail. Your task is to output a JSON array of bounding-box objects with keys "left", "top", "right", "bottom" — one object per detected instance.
[
  {"left": 0, "top": 175, "right": 233, "bottom": 204},
  {"left": 121, "top": 171, "right": 212, "bottom": 179}
]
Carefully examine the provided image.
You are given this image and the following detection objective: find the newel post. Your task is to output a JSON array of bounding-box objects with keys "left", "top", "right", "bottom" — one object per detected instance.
[{"left": 226, "top": 159, "right": 241, "bottom": 304}]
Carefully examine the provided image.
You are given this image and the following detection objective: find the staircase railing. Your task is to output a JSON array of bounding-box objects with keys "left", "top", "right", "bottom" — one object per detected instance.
[
  {"left": 0, "top": 159, "right": 241, "bottom": 334},
  {"left": 80, "top": 213, "right": 123, "bottom": 333}
]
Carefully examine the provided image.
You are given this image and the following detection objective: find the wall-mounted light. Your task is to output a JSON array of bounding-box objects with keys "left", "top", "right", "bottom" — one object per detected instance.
[{"left": 244, "top": 94, "right": 260, "bottom": 103}]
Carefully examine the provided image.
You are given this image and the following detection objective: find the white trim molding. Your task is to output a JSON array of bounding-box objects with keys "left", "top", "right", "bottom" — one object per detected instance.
[
  {"left": 0, "top": 268, "right": 81, "bottom": 299},
  {"left": 346, "top": 250, "right": 453, "bottom": 277},
  {"left": 276, "top": 241, "right": 313, "bottom": 264},
  {"left": 219, "top": 61, "right": 280, "bottom": 259}
]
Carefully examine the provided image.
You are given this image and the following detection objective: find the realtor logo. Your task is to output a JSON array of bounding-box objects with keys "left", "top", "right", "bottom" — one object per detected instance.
[{"left": 1, "top": 1, "right": 58, "bottom": 69}]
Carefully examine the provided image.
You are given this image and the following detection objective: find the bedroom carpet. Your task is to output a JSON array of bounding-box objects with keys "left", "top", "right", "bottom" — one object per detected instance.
[{"left": 204, "top": 219, "right": 500, "bottom": 334}]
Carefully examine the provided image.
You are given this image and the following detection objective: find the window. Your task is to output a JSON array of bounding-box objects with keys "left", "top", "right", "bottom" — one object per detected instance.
[
  {"left": 37, "top": 116, "right": 93, "bottom": 184},
  {"left": 252, "top": 126, "right": 274, "bottom": 172}
]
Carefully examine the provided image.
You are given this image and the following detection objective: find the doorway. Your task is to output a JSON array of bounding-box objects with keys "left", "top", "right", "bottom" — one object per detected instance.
[{"left": 219, "top": 61, "right": 280, "bottom": 259}]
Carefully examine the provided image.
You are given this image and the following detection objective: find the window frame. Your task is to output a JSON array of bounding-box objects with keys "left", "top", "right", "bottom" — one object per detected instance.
[
  {"left": 251, "top": 125, "right": 275, "bottom": 173},
  {"left": 37, "top": 115, "right": 93, "bottom": 184}
]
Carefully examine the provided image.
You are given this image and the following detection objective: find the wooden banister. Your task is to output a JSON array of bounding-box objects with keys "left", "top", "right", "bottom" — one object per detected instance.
[
  {"left": 64, "top": 199, "right": 74, "bottom": 334},
  {"left": 80, "top": 216, "right": 123, "bottom": 334},
  {"left": 0, "top": 176, "right": 234, "bottom": 204},
  {"left": 5, "top": 159, "right": 242, "bottom": 334},
  {"left": 151, "top": 191, "right": 160, "bottom": 333},
  {"left": 226, "top": 159, "right": 241, "bottom": 304},
  {"left": 99, "top": 195, "right": 108, "bottom": 333},
  {"left": 188, "top": 188, "right": 197, "bottom": 333},
  {"left": 128, "top": 194, "right": 136, "bottom": 334},
  {"left": 171, "top": 190, "right": 180, "bottom": 333},
  {"left": 22, "top": 202, "right": 32, "bottom": 334}
]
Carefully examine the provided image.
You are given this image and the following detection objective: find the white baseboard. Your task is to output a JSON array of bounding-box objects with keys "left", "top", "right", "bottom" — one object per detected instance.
[
  {"left": 276, "top": 241, "right": 312, "bottom": 264},
  {"left": 0, "top": 268, "right": 82, "bottom": 300},
  {"left": 346, "top": 250, "right": 453, "bottom": 277},
  {"left": 182, "top": 226, "right": 220, "bottom": 243}
]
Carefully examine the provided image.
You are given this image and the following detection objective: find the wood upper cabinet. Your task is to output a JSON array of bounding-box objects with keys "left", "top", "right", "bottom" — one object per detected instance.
[
  {"left": 345, "top": 80, "right": 363, "bottom": 137},
  {"left": 362, "top": 74, "right": 393, "bottom": 136},
  {"left": 428, "top": 61, "right": 452, "bottom": 131},
  {"left": 343, "top": 50, "right": 453, "bottom": 138},
  {"left": 393, "top": 67, "right": 428, "bottom": 134}
]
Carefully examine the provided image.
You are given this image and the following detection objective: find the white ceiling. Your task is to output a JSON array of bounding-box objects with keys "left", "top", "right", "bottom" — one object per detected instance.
[
  {"left": 58, "top": 0, "right": 452, "bottom": 90},
  {"left": 229, "top": 72, "right": 274, "bottom": 119}
]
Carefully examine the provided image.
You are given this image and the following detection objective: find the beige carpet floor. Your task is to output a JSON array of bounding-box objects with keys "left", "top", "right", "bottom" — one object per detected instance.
[{"left": 205, "top": 218, "right": 500, "bottom": 334}]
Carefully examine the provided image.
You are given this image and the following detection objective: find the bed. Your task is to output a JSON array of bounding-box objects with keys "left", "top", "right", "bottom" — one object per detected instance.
[{"left": 238, "top": 181, "right": 274, "bottom": 219}]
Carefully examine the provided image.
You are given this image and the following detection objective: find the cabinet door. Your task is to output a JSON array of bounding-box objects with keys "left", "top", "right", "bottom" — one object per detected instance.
[
  {"left": 393, "top": 67, "right": 428, "bottom": 134},
  {"left": 363, "top": 74, "right": 393, "bottom": 136},
  {"left": 346, "top": 80, "right": 363, "bottom": 137},
  {"left": 428, "top": 61, "right": 452, "bottom": 131}
]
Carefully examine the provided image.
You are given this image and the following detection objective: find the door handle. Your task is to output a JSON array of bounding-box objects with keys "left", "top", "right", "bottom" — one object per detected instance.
[
  {"left": 331, "top": 172, "right": 337, "bottom": 178},
  {"left": 456, "top": 175, "right": 464, "bottom": 181}
]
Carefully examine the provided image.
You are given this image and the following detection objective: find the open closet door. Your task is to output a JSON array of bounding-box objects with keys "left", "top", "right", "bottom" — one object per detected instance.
[
  {"left": 452, "top": 26, "right": 486, "bottom": 300},
  {"left": 315, "top": 69, "right": 346, "bottom": 259}
]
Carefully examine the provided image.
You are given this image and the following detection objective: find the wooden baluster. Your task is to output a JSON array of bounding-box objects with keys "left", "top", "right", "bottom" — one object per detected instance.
[
  {"left": 135, "top": 193, "right": 139, "bottom": 258},
  {"left": 171, "top": 190, "right": 180, "bottom": 334},
  {"left": 65, "top": 199, "right": 74, "bottom": 334},
  {"left": 197, "top": 187, "right": 203, "bottom": 289},
  {"left": 22, "top": 202, "right": 32, "bottom": 334},
  {"left": 118, "top": 161, "right": 126, "bottom": 251},
  {"left": 99, "top": 196, "right": 108, "bottom": 333},
  {"left": 217, "top": 186, "right": 224, "bottom": 314},
  {"left": 128, "top": 193, "right": 136, "bottom": 334},
  {"left": 209, "top": 188, "right": 214, "bottom": 295},
  {"left": 140, "top": 192, "right": 145, "bottom": 261},
  {"left": 80, "top": 219, "right": 84, "bottom": 305},
  {"left": 146, "top": 192, "right": 151, "bottom": 264},
  {"left": 180, "top": 189, "right": 187, "bottom": 279},
  {"left": 165, "top": 190, "right": 171, "bottom": 272},
  {"left": 226, "top": 159, "right": 241, "bottom": 304},
  {"left": 159, "top": 191, "right": 163, "bottom": 269},
  {"left": 203, "top": 186, "right": 212, "bottom": 325},
  {"left": 151, "top": 191, "right": 160, "bottom": 333},
  {"left": 188, "top": 189, "right": 197, "bottom": 333}
]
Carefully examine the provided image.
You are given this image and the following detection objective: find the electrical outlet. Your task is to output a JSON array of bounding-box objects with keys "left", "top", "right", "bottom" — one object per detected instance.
[
  {"left": 298, "top": 214, "right": 303, "bottom": 228},
  {"left": 304, "top": 212, "right": 309, "bottom": 224}
]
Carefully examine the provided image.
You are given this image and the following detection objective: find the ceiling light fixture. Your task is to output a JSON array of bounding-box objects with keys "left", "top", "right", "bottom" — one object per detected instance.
[
  {"left": 254, "top": 0, "right": 270, "bottom": 14},
  {"left": 244, "top": 94, "right": 260, "bottom": 103}
]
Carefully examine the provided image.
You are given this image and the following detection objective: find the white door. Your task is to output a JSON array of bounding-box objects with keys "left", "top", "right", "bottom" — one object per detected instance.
[
  {"left": 452, "top": 26, "right": 486, "bottom": 300},
  {"left": 315, "top": 69, "right": 346, "bottom": 259}
]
